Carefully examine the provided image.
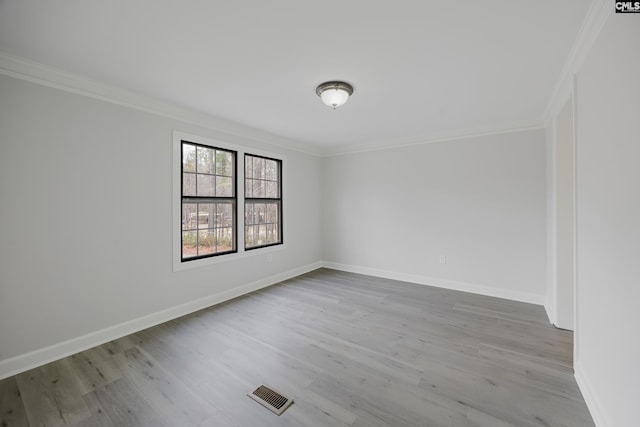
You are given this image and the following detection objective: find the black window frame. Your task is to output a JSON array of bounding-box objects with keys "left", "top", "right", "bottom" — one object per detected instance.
[
  {"left": 180, "top": 140, "right": 237, "bottom": 262},
  {"left": 244, "top": 153, "right": 283, "bottom": 250}
]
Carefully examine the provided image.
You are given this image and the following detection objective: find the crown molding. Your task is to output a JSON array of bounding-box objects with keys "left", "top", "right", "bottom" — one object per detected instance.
[
  {"left": 320, "top": 120, "right": 545, "bottom": 157},
  {"left": 1, "top": 36, "right": 594, "bottom": 159},
  {"left": 0, "top": 51, "right": 323, "bottom": 157},
  {"left": 0, "top": 52, "right": 543, "bottom": 159},
  {"left": 544, "top": 0, "right": 612, "bottom": 123}
]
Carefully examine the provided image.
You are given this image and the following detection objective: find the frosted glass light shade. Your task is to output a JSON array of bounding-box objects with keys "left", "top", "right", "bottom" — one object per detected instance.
[
  {"left": 320, "top": 88, "right": 350, "bottom": 108},
  {"left": 316, "top": 81, "right": 354, "bottom": 109}
]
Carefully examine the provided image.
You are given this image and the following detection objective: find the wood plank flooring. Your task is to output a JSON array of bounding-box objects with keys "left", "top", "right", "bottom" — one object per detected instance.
[{"left": 0, "top": 268, "right": 594, "bottom": 426}]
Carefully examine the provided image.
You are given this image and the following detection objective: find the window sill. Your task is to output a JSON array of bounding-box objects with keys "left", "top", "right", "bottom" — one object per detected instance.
[{"left": 172, "top": 243, "right": 286, "bottom": 272}]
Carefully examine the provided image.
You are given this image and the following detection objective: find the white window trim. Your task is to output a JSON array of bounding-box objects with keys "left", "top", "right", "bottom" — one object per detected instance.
[{"left": 172, "top": 131, "right": 287, "bottom": 272}]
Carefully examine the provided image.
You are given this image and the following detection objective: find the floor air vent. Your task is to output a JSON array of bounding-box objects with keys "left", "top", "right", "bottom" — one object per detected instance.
[{"left": 248, "top": 384, "right": 294, "bottom": 416}]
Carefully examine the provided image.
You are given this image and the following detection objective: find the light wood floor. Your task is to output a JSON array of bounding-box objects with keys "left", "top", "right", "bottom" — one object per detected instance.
[{"left": 0, "top": 268, "right": 594, "bottom": 426}]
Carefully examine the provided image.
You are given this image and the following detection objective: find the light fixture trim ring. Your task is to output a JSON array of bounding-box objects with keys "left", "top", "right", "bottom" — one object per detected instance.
[{"left": 315, "top": 81, "right": 354, "bottom": 97}]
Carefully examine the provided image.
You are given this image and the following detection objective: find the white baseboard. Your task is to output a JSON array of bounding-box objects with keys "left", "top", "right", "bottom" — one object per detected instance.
[
  {"left": 0, "top": 261, "right": 323, "bottom": 380},
  {"left": 574, "top": 361, "right": 612, "bottom": 427},
  {"left": 0, "top": 261, "right": 546, "bottom": 379},
  {"left": 321, "top": 262, "right": 545, "bottom": 305}
]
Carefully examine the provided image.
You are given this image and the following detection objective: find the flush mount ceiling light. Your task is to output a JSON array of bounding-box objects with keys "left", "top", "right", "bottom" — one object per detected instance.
[{"left": 316, "top": 81, "right": 354, "bottom": 109}]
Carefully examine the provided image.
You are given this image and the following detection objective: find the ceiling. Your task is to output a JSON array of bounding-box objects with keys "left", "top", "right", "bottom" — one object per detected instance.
[{"left": 0, "top": 1, "right": 591, "bottom": 154}]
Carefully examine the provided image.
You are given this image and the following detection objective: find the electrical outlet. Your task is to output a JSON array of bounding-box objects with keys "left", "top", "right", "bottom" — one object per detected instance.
[{"left": 439, "top": 254, "right": 447, "bottom": 264}]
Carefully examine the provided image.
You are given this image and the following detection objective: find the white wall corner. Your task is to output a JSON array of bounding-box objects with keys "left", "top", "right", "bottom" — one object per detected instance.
[
  {"left": 543, "top": 0, "right": 612, "bottom": 122},
  {"left": 0, "top": 261, "right": 323, "bottom": 380},
  {"left": 543, "top": 300, "right": 557, "bottom": 326},
  {"left": 322, "top": 262, "right": 545, "bottom": 306},
  {"left": 545, "top": 121, "right": 558, "bottom": 327},
  {"left": 574, "top": 361, "right": 613, "bottom": 427}
]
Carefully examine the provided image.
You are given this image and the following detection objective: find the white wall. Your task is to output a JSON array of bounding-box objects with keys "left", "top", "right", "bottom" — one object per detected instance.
[
  {"left": 322, "top": 130, "right": 547, "bottom": 303},
  {"left": 554, "top": 97, "right": 576, "bottom": 330},
  {"left": 574, "top": 13, "right": 640, "bottom": 427},
  {"left": 0, "top": 74, "right": 323, "bottom": 373},
  {"left": 545, "top": 122, "right": 557, "bottom": 323}
]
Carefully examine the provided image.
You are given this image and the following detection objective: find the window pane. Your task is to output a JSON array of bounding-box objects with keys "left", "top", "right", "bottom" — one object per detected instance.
[
  {"left": 245, "top": 156, "right": 253, "bottom": 179},
  {"left": 216, "top": 176, "right": 233, "bottom": 197},
  {"left": 265, "top": 181, "right": 278, "bottom": 198},
  {"left": 246, "top": 202, "right": 254, "bottom": 225},
  {"left": 198, "top": 230, "right": 215, "bottom": 255},
  {"left": 257, "top": 224, "right": 266, "bottom": 245},
  {"left": 183, "top": 173, "right": 196, "bottom": 196},
  {"left": 245, "top": 225, "right": 257, "bottom": 248},
  {"left": 216, "top": 151, "right": 233, "bottom": 177},
  {"left": 194, "top": 204, "right": 203, "bottom": 228},
  {"left": 197, "top": 146, "right": 215, "bottom": 174},
  {"left": 246, "top": 224, "right": 264, "bottom": 248},
  {"left": 217, "top": 203, "right": 233, "bottom": 227},
  {"left": 196, "top": 174, "right": 215, "bottom": 197},
  {"left": 254, "top": 203, "right": 266, "bottom": 224},
  {"left": 252, "top": 179, "right": 265, "bottom": 198},
  {"left": 198, "top": 203, "right": 217, "bottom": 228},
  {"left": 182, "top": 144, "right": 196, "bottom": 172},
  {"left": 253, "top": 157, "right": 265, "bottom": 180},
  {"left": 265, "top": 159, "right": 278, "bottom": 181},
  {"left": 267, "top": 223, "right": 279, "bottom": 244},
  {"left": 245, "top": 179, "right": 252, "bottom": 198},
  {"left": 266, "top": 202, "right": 278, "bottom": 224},
  {"left": 244, "top": 203, "right": 253, "bottom": 225},
  {"left": 216, "top": 227, "right": 233, "bottom": 252},
  {"left": 182, "top": 231, "right": 197, "bottom": 258},
  {"left": 182, "top": 203, "right": 197, "bottom": 230}
]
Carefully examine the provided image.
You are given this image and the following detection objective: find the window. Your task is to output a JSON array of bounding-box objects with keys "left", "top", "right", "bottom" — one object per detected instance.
[
  {"left": 181, "top": 141, "right": 236, "bottom": 260},
  {"left": 245, "top": 154, "right": 282, "bottom": 249},
  {"left": 173, "top": 132, "right": 285, "bottom": 270}
]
